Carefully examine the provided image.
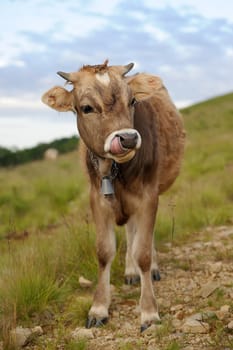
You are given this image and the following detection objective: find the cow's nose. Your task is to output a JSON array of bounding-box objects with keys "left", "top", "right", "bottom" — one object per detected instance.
[{"left": 117, "top": 132, "right": 139, "bottom": 149}]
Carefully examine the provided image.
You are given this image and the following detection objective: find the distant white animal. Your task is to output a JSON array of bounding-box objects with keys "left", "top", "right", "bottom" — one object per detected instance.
[{"left": 44, "top": 148, "right": 58, "bottom": 160}]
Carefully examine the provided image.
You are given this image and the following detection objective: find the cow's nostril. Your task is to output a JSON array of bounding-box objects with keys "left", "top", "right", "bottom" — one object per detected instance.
[
  {"left": 105, "top": 129, "right": 141, "bottom": 157},
  {"left": 118, "top": 132, "right": 138, "bottom": 149}
]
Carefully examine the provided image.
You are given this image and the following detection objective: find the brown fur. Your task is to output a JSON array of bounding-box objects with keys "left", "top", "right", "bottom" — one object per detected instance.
[
  {"left": 81, "top": 59, "right": 109, "bottom": 73},
  {"left": 42, "top": 61, "right": 185, "bottom": 330}
]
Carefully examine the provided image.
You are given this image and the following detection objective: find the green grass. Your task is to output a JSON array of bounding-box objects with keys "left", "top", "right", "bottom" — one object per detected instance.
[
  {"left": 64, "top": 296, "right": 92, "bottom": 328},
  {"left": 0, "top": 152, "right": 88, "bottom": 238},
  {"left": 0, "top": 219, "right": 97, "bottom": 346},
  {"left": 165, "top": 342, "right": 182, "bottom": 350},
  {"left": 0, "top": 92, "right": 233, "bottom": 345},
  {"left": 65, "top": 340, "right": 88, "bottom": 350}
]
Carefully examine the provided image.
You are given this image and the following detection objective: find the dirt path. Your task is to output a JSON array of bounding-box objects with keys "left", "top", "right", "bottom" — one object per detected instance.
[{"left": 86, "top": 226, "right": 233, "bottom": 350}]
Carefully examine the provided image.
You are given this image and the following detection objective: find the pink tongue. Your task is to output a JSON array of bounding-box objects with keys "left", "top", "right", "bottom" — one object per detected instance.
[{"left": 110, "top": 136, "right": 125, "bottom": 154}]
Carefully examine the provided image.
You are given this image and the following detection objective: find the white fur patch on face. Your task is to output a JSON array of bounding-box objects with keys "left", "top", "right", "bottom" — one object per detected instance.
[{"left": 96, "top": 72, "right": 110, "bottom": 86}]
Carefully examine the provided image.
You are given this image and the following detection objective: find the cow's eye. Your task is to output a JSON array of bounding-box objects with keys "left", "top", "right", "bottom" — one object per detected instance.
[
  {"left": 130, "top": 98, "right": 137, "bottom": 107},
  {"left": 81, "top": 105, "right": 94, "bottom": 114}
]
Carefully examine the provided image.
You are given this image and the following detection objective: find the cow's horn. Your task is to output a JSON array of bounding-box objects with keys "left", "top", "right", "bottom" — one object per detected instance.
[
  {"left": 113, "top": 63, "right": 134, "bottom": 76},
  {"left": 122, "top": 63, "right": 134, "bottom": 76},
  {"left": 57, "top": 71, "right": 71, "bottom": 81}
]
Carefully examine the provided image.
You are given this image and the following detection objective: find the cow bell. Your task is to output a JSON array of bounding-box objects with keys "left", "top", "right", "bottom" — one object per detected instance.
[{"left": 101, "top": 176, "right": 114, "bottom": 196}]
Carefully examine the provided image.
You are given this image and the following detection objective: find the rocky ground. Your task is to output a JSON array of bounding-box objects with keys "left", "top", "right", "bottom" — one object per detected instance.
[{"left": 8, "top": 226, "right": 233, "bottom": 349}]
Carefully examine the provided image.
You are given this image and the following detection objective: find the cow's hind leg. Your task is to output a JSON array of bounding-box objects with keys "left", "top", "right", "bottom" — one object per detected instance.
[
  {"left": 151, "top": 248, "right": 161, "bottom": 281},
  {"left": 125, "top": 221, "right": 160, "bottom": 284},
  {"left": 86, "top": 190, "right": 116, "bottom": 328}
]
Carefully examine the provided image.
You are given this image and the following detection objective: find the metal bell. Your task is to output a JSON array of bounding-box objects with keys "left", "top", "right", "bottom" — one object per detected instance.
[{"left": 101, "top": 176, "right": 114, "bottom": 196}]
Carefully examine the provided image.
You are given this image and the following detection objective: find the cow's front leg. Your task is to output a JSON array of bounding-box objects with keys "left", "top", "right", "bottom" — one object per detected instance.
[
  {"left": 125, "top": 220, "right": 160, "bottom": 285},
  {"left": 86, "top": 189, "right": 115, "bottom": 328},
  {"left": 132, "top": 193, "right": 161, "bottom": 331}
]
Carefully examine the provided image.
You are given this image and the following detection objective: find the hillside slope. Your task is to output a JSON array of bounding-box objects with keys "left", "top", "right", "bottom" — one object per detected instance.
[{"left": 154, "top": 92, "right": 233, "bottom": 241}]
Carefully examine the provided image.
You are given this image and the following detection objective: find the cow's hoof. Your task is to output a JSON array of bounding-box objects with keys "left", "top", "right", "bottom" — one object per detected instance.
[
  {"left": 86, "top": 316, "right": 108, "bottom": 328},
  {"left": 124, "top": 274, "right": 140, "bottom": 285},
  {"left": 151, "top": 269, "right": 161, "bottom": 281},
  {"left": 140, "top": 323, "right": 150, "bottom": 333},
  {"left": 140, "top": 319, "right": 161, "bottom": 333}
]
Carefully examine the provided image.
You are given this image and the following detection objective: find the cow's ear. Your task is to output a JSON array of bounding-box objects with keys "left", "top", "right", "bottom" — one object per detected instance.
[
  {"left": 41, "top": 86, "right": 74, "bottom": 112},
  {"left": 127, "top": 74, "right": 163, "bottom": 101}
]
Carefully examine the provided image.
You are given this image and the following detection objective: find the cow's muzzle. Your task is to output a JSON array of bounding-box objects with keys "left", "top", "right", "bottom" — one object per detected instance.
[{"left": 104, "top": 129, "right": 142, "bottom": 163}]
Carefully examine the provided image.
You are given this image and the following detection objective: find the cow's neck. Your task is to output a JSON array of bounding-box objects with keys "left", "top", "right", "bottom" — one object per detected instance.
[{"left": 88, "top": 149, "right": 119, "bottom": 196}]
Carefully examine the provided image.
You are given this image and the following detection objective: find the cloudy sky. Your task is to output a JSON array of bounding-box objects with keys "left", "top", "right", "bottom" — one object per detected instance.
[{"left": 1, "top": 0, "right": 233, "bottom": 149}]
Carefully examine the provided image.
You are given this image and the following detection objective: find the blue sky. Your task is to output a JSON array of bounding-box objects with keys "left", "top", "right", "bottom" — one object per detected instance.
[{"left": 1, "top": 0, "right": 233, "bottom": 149}]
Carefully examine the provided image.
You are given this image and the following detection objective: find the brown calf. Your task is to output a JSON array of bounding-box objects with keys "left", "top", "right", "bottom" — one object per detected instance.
[{"left": 42, "top": 60, "right": 185, "bottom": 331}]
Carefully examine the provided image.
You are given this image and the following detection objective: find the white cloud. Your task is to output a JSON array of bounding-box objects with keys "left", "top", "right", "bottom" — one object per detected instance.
[
  {"left": 52, "top": 16, "right": 108, "bottom": 41},
  {"left": 159, "top": 65, "right": 173, "bottom": 73},
  {"left": 0, "top": 0, "right": 109, "bottom": 67},
  {"left": 180, "top": 25, "right": 199, "bottom": 33},
  {"left": 87, "top": 0, "right": 123, "bottom": 15},
  {"left": 226, "top": 48, "right": 233, "bottom": 57},
  {"left": 0, "top": 58, "right": 25, "bottom": 68},
  {"left": 129, "top": 11, "right": 147, "bottom": 22},
  {"left": 188, "top": 0, "right": 233, "bottom": 22},
  {"left": 173, "top": 44, "right": 199, "bottom": 60},
  {"left": 143, "top": 24, "right": 170, "bottom": 42},
  {"left": 144, "top": 0, "right": 233, "bottom": 22}
]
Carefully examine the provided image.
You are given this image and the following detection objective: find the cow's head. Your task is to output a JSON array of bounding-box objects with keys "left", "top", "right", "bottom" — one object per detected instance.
[{"left": 42, "top": 60, "right": 161, "bottom": 163}]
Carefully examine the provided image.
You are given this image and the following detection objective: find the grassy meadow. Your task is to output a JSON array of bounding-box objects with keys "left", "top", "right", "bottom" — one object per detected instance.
[
  {"left": 0, "top": 93, "right": 233, "bottom": 348},
  {"left": 156, "top": 92, "right": 233, "bottom": 240}
]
